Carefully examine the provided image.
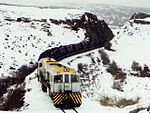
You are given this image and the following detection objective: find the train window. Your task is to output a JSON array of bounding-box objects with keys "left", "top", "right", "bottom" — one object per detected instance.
[
  {"left": 54, "top": 74, "right": 63, "bottom": 83},
  {"left": 65, "top": 74, "right": 69, "bottom": 83},
  {"left": 71, "top": 74, "right": 79, "bottom": 82}
]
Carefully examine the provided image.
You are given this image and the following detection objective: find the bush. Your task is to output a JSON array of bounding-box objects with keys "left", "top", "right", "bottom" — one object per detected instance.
[
  {"left": 78, "top": 63, "right": 84, "bottom": 72},
  {"left": 77, "top": 63, "right": 88, "bottom": 72},
  {"left": 106, "top": 61, "right": 126, "bottom": 80},
  {"left": 99, "top": 49, "right": 110, "bottom": 65},
  {"left": 140, "top": 64, "right": 150, "bottom": 77},
  {"left": 131, "top": 61, "right": 150, "bottom": 77},
  {"left": 100, "top": 96, "right": 139, "bottom": 108},
  {"left": 0, "top": 86, "right": 26, "bottom": 111},
  {"left": 112, "top": 80, "right": 124, "bottom": 92},
  {"left": 15, "top": 64, "right": 37, "bottom": 84},
  {"left": 131, "top": 61, "right": 142, "bottom": 72},
  {"left": 0, "top": 63, "right": 37, "bottom": 110}
]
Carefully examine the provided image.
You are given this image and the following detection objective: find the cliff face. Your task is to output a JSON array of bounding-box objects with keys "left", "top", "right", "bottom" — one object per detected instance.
[{"left": 39, "top": 12, "right": 114, "bottom": 60}]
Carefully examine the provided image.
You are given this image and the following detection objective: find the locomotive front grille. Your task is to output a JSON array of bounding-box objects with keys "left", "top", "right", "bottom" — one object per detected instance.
[
  {"left": 53, "top": 92, "right": 82, "bottom": 108},
  {"left": 69, "top": 93, "right": 81, "bottom": 104}
]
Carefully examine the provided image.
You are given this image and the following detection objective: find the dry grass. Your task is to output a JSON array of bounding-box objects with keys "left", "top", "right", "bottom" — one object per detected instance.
[{"left": 100, "top": 96, "right": 139, "bottom": 108}]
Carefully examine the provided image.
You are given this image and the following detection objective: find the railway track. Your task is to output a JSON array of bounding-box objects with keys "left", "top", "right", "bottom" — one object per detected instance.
[{"left": 60, "top": 108, "right": 78, "bottom": 113}]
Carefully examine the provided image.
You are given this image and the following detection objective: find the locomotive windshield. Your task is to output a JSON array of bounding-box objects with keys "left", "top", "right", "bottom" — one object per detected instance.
[
  {"left": 64, "top": 74, "right": 69, "bottom": 83},
  {"left": 54, "top": 74, "right": 63, "bottom": 83},
  {"left": 54, "top": 74, "right": 79, "bottom": 83},
  {"left": 71, "top": 74, "right": 79, "bottom": 82}
]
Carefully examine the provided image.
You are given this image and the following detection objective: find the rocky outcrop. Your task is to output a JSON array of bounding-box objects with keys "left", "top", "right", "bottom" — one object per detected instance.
[
  {"left": 130, "top": 12, "right": 150, "bottom": 20},
  {"left": 133, "top": 19, "right": 150, "bottom": 24},
  {"left": 129, "top": 12, "right": 150, "bottom": 25},
  {"left": 39, "top": 12, "right": 114, "bottom": 60}
]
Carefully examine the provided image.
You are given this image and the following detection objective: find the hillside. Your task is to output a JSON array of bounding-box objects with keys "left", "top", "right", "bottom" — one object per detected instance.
[
  {"left": 0, "top": 3, "right": 150, "bottom": 113},
  {"left": 61, "top": 13, "right": 150, "bottom": 113}
]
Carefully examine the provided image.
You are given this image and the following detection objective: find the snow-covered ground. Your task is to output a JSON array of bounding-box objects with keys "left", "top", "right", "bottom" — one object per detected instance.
[
  {"left": 109, "top": 21, "right": 150, "bottom": 69},
  {"left": 0, "top": 2, "right": 150, "bottom": 113},
  {"left": 0, "top": 5, "right": 86, "bottom": 77}
]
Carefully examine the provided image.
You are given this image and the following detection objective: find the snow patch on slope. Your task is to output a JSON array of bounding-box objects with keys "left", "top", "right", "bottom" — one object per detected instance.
[
  {"left": 0, "top": 5, "right": 86, "bottom": 77},
  {"left": 108, "top": 19, "right": 150, "bottom": 69}
]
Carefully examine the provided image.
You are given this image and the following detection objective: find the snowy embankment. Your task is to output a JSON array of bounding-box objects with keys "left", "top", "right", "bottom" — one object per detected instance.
[
  {"left": 0, "top": 5, "right": 85, "bottom": 77},
  {"left": 0, "top": 3, "right": 150, "bottom": 113},
  {"left": 109, "top": 20, "right": 150, "bottom": 68},
  {"left": 61, "top": 16, "right": 150, "bottom": 113}
]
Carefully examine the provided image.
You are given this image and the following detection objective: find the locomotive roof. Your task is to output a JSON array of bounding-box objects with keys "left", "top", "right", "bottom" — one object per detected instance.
[{"left": 40, "top": 57, "right": 77, "bottom": 74}]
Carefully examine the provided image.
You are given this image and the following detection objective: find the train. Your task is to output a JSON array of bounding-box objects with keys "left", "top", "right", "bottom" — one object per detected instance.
[{"left": 37, "top": 57, "right": 82, "bottom": 108}]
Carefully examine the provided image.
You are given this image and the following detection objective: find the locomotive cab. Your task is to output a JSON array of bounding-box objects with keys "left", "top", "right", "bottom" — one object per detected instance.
[{"left": 53, "top": 72, "right": 80, "bottom": 93}]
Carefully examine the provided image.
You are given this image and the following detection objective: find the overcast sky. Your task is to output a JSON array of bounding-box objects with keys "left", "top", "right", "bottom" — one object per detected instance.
[
  {"left": 89, "top": 0, "right": 150, "bottom": 8},
  {"left": 0, "top": 0, "right": 150, "bottom": 8}
]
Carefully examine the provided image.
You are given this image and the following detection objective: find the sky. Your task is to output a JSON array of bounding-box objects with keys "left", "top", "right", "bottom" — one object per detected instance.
[{"left": 0, "top": 0, "right": 150, "bottom": 8}]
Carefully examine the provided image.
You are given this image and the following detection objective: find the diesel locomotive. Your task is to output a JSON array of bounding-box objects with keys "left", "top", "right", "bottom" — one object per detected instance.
[{"left": 37, "top": 57, "right": 82, "bottom": 108}]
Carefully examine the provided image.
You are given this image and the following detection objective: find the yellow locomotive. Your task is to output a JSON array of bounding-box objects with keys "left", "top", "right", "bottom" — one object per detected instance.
[{"left": 37, "top": 57, "right": 82, "bottom": 108}]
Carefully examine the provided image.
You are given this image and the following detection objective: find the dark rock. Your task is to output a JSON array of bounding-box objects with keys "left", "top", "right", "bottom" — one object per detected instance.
[
  {"left": 133, "top": 20, "right": 150, "bottom": 24},
  {"left": 39, "top": 12, "right": 114, "bottom": 61},
  {"left": 130, "top": 12, "right": 150, "bottom": 20},
  {"left": 16, "top": 17, "right": 31, "bottom": 23},
  {"left": 129, "top": 107, "right": 146, "bottom": 113}
]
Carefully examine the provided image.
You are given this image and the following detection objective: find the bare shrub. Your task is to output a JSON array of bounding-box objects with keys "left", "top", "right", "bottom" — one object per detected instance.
[
  {"left": 129, "top": 107, "right": 146, "bottom": 113},
  {"left": 78, "top": 63, "right": 84, "bottom": 72},
  {"left": 99, "top": 49, "right": 110, "bottom": 65},
  {"left": 106, "top": 61, "right": 118, "bottom": 74},
  {"left": 112, "top": 80, "right": 124, "bottom": 92},
  {"left": 106, "top": 61, "right": 126, "bottom": 80},
  {"left": 15, "top": 64, "right": 37, "bottom": 84},
  {"left": 131, "top": 61, "right": 142, "bottom": 72},
  {"left": 0, "top": 63, "right": 37, "bottom": 110},
  {"left": 100, "top": 96, "right": 139, "bottom": 108},
  {"left": 140, "top": 64, "right": 150, "bottom": 77},
  {"left": 131, "top": 61, "right": 150, "bottom": 77},
  {"left": 0, "top": 85, "right": 26, "bottom": 111},
  {"left": 77, "top": 63, "right": 88, "bottom": 72}
]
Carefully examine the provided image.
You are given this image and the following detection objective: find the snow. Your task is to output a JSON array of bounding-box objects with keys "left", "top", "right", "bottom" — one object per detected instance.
[
  {"left": 0, "top": 2, "right": 150, "bottom": 113},
  {"left": 0, "top": 5, "right": 86, "bottom": 20},
  {"left": 108, "top": 20, "right": 150, "bottom": 69},
  {"left": 21, "top": 72, "right": 134, "bottom": 113}
]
